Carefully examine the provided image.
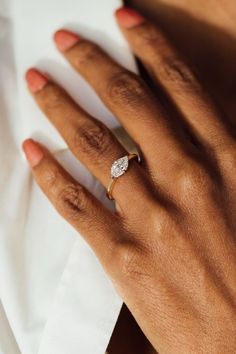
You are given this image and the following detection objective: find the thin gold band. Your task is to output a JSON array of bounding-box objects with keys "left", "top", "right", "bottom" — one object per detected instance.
[{"left": 106, "top": 153, "right": 139, "bottom": 200}]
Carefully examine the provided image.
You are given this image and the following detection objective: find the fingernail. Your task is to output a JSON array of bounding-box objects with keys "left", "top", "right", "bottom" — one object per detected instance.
[
  {"left": 115, "top": 7, "right": 145, "bottom": 28},
  {"left": 54, "top": 29, "right": 80, "bottom": 52},
  {"left": 22, "top": 139, "right": 44, "bottom": 167},
  {"left": 25, "top": 68, "right": 49, "bottom": 93}
]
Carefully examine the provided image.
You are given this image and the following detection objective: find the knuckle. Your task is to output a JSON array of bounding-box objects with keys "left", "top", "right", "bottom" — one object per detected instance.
[
  {"left": 106, "top": 70, "right": 147, "bottom": 105},
  {"left": 72, "top": 121, "right": 113, "bottom": 157},
  {"left": 110, "top": 238, "right": 152, "bottom": 283},
  {"left": 112, "top": 242, "right": 143, "bottom": 279},
  {"left": 39, "top": 84, "right": 63, "bottom": 113},
  {"left": 135, "top": 25, "right": 201, "bottom": 92},
  {"left": 42, "top": 167, "right": 59, "bottom": 190},
  {"left": 75, "top": 41, "right": 105, "bottom": 68},
  {"left": 149, "top": 206, "right": 171, "bottom": 238},
  {"left": 138, "top": 25, "right": 167, "bottom": 51},
  {"left": 144, "top": 205, "right": 178, "bottom": 252},
  {"left": 177, "top": 162, "right": 213, "bottom": 197},
  {"left": 160, "top": 57, "right": 199, "bottom": 91},
  {"left": 57, "top": 183, "right": 88, "bottom": 219}
]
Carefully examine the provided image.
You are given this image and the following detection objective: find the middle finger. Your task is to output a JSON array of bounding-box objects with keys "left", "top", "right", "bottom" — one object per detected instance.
[{"left": 54, "top": 30, "right": 187, "bottom": 169}]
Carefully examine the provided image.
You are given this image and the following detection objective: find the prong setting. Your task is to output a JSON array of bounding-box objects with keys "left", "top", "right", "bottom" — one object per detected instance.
[{"left": 111, "top": 156, "right": 129, "bottom": 178}]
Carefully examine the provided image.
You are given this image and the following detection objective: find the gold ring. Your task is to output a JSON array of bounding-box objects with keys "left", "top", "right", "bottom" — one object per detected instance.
[{"left": 106, "top": 153, "right": 140, "bottom": 200}]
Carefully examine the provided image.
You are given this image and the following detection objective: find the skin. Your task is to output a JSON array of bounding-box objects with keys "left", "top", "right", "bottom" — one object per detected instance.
[
  {"left": 127, "top": 0, "right": 236, "bottom": 125},
  {"left": 23, "top": 7, "right": 236, "bottom": 354},
  {"left": 110, "top": 1, "right": 236, "bottom": 352}
]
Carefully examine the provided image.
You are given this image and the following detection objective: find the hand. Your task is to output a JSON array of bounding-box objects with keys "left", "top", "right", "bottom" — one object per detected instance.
[{"left": 23, "top": 7, "right": 236, "bottom": 353}]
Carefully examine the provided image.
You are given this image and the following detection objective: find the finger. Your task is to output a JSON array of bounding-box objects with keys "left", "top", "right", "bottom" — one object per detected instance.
[
  {"left": 22, "top": 138, "right": 119, "bottom": 262},
  {"left": 115, "top": 7, "right": 233, "bottom": 153},
  {"left": 25, "top": 69, "right": 149, "bottom": 208},
  {"left": 53, "top": 29, "right": 187, "bottom": 167}
]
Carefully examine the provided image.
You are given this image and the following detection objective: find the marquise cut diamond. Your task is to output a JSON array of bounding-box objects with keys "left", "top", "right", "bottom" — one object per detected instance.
[{"left": 111, "top": 156, "right": 129, "bottom": 178}]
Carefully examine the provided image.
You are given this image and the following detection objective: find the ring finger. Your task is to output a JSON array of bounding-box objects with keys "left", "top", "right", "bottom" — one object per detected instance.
[{"left": 26, "top": 69, "right": 149, "bottom": 209}]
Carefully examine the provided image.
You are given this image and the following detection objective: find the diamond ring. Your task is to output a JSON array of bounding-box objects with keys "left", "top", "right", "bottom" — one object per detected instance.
[{"left": 106, "top": 153, "right": 140, "bottom": 200}]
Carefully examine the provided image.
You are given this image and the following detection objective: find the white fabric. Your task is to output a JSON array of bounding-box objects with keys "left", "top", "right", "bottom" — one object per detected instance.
[{"left": 0, "top": 0, "right": 137, "bottom": 353}]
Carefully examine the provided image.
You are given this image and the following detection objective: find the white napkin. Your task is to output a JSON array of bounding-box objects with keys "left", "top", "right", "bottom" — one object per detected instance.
[{"left": 0, "top": 0, "right": 137, "bottom": 353}]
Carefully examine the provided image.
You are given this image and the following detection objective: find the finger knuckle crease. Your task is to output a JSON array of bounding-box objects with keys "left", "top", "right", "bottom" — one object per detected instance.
[
  {"left": 107, "top": 71, "right": 146, "bottom": 105},
  {"left": 139, "top": 27, "right": 167, "bottom": 50},
  {"left": 40, "top": 85, "right": 63, "bottom": 113},
  {"left": 73, "top": 122, "right": 112, "bottom": 157},
  {"left": 58, "top": 184, "right": 87, "bottom": 218},
  {"left": 112, "top": 242, "right": 147, "bottom": 280},
  {"left": 117, "top": 248, "right": 139, "bottom": 277},
  {"left": 76, "top": 41, "right": 105, "bottom": 67},
  {"left": 161, "top": 57, "right": 198, "bottom": 90},
  {"left": 43, "top": 168, "right": 59, "bottom": 190}
]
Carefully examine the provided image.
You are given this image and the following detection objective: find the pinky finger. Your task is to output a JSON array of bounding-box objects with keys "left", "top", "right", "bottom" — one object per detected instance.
[{"left": 22, "top": 139, "right": 120, "bottom": 262}]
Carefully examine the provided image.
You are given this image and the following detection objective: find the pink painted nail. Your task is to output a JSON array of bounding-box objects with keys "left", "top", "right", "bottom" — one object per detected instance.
[
  {"left": 22, "top": 139, "right": 44, "bottom": 167},
  {"left": 25, "top": 68, "right": 49, "bottom": 93},
  {"left": 115, "top": 7, "right": 145, "bottom": 29},
  {"left": 54, "top": 29, "right": 80, "bottom": 52}
]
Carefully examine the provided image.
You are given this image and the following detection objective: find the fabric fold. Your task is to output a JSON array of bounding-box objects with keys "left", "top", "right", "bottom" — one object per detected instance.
[{"left": 1, "top": 0, "right": 137, "bottom": 353}]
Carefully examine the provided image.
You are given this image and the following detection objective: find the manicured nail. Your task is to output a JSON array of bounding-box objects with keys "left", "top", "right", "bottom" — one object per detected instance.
[
  {"left": 54, "top": 29, "right": 80, "bottom": 52},
  {"left": 25, "top": 68, "right": 49, "bottom": 93},
  {"left": 115, "top": 7, "right": 145, "bottom": 28},
  {"left": 22, "top": 139, "right": 44, "bottom": 167}
]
